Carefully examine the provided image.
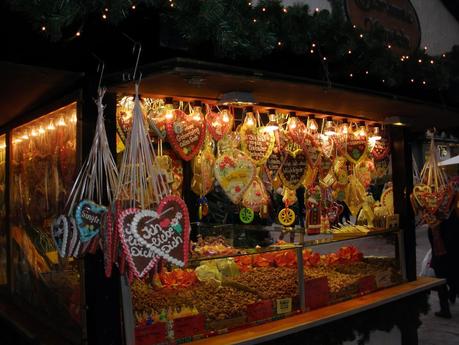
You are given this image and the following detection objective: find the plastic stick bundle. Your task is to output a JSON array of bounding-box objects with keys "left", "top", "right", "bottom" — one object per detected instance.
[
  {"left": 51, "top": 88, "right": 119, "bottom": 258},
  {"left": 420, "top": 136, "right": 447, "bottom": 191},
  {"left": 115, "top": 84, "right": 169, "bottom": 208}
]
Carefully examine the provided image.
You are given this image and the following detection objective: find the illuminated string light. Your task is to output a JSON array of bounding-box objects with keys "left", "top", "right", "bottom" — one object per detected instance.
[
  {"left": 104, "top": 8, "right": 109, "bottom": 12},
  {"left": 38, "top": 127, "right": 45, "bottom": 134},
  {"left": 102, "top": 13, "right": 107, "bottom": 19},
  {"left": 382, "top": 79, "right": 385, "bottom": 83},
  {"left": 132, "top": 5, "right": 136, "bottom": 10},
  {"left": 422, "top": 81, "right": 426, "bottom": 85},
  {"left": 262, "top": 7, "right": 266, "bottom": 12},
  {"left": 430, "top": 60, "right": 434, "bottom": 64},
  {"left": 312, "top": 43, "right": 316, "bottom": 47},
  {"left": 253, "top": 18, "right": 257, "bottom": 23},
  {"left": 442, "top": 53, "right": 446, "bottom": 58},
  {"left": 424, "top": 46, "right": 428, "bottom": 50},
  {"left": 348, "top": 50, "right": 352, "bottom": 54},
  {"left": 283, "top": 8, "right": 288, "bottom": 13},
  {"left": 353, "top": 25, "right": 356, "bottom": 28},
  {"left": 359, "top": 34, "right": 364, "bottom": 38},
  {"left": 277, "top": 41, "right": 282, "bottom": 46},
  {"left": 41, "top": 26, "right": 46, "bottom": 31},
  {"left": 418, "top": 59, "right": 422, "bottom": 63},
  {"left": 365, "top": 71, "right": 369, "bottom": 75},
  {"left": 315, "top": 7, "right": 320, "bottom": 12},
  {"left": 349, "top": 73, "right": 353, "bottom": 78},
  {"left": 310, "top": 49, "right": 314, "bottom": 54},
  {"left": 323, "top": 57, "right": 327, "bottom": 61},
  {"left": 387, "top": 44, "right": 391, "bottom": 49},
  {"left": 76, "top": 31, "right": 81, "bottom": 37}
]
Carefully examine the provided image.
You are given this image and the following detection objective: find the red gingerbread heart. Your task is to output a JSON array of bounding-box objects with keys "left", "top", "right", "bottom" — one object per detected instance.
[{"left": 166, "top": 109, "right": 206, "bottom": 161}]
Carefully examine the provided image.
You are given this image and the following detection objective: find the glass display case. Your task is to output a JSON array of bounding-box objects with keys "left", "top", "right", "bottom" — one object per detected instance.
[
  {"left": 9, "top": 103, "right": 81, "bottom": 342},
  {"left": 132, "top": 227, "right": 403, "bottom": 345}
]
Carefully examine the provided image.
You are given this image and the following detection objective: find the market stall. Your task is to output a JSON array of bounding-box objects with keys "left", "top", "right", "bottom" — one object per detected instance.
[{"left": 0, "top": 58, "right": 451, "bottom": 345}]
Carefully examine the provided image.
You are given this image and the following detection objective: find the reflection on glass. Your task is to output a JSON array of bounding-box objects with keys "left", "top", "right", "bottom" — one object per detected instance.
[
  {"left": 0, "top": 135, "right": 6, "bottom": 285},
  {"left": 10, "top": 103, "right": 81, "bottom": 342}
]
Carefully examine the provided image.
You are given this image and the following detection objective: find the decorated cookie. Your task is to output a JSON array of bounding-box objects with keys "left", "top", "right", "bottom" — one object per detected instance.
[
  {"left": 242, "top": 176, "right": 269, "bottom": 212},
  {"left": 166, "top": 109, "right": 206, "bottom": 161},
  {"left": 241, "top": 124, "right": 275, "bottom": 165},
  {"left": 279, "top": 151, "right": 309, "bottom": 190},
  {"left": 206, "top": 108, "right": 234, "bottom": 141},
  {"left": 214, "top": 150, "right": 256, "bottom": 204},
  {"left": 75, "top": 200, "right": 107, "bottom": 243}
]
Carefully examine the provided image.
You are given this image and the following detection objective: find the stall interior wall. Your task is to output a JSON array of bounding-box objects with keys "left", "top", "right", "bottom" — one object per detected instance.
[
  {"left": 0, "top": 135, "right": 6, "bottom": 286},
  {"left": 9, "top": 103, "right": 81, "bottom": 343}
]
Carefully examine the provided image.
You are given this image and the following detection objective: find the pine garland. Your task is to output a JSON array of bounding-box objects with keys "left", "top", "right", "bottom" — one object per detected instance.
[{"left": 5, "top": 0, "right": 459, "bottom": 92}]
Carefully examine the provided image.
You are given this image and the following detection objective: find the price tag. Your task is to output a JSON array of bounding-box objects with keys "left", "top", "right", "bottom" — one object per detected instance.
[
  {"left": 276, "top": 298, "right": 292, "bottom": 315},
  {"left": 358, "top": 275, "right": 377, "bottom": 295},
  {"left": 247, "top": 300, "right": 273, "bottom": 322},
  {"left": 304, "top": 277, "right": 330, "bottom": 310},
  {"left": 135, "top": 323, "right": 167, "bottom": 345},
  {"left": 173, "top": 315, "right": 205, "bottom": 340}
]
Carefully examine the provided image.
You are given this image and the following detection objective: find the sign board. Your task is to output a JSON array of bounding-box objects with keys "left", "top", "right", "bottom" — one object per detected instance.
[{"left": 345, "top": 0, "right": 421, "bottom": 54}]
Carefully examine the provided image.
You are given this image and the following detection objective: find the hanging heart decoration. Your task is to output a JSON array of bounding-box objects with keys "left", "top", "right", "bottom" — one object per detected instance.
[
  {"left": 118, "top": 195, "right": 190, "bottom": 278},
  {"left": 333, "top": 156, "right": 349, "bottom": 189},
  {"left": 191, "top": 144, "right": 216, "bottom": 196},
  {"left": 302, "top": 134, "right": 322, "bottom": 168},
  {"left": 75, "top": 200, "right": 107, "bottom": 243},
  {"left": 242, "top": 176, "right": 269, "bottom": 212},
  {"left": 413, "top": 184, "right": 432, "bottom": 207},
  {"left": 52, "top": 215, "right": 79, "bottom": 258},
  {"left": 355, "top": 159, "right": 376, "bottom": 189},
  {"left": 206, "top": 109, "right": 234, "bottom": 141},
  {"left": 345, "top": 133, "right": 368, "bottom": 165},
  {"left": 166, "top": 109, "right": 206, "bottom": 161},
  {"left": 279, "top": 151, "right": 309, "bottom": 190},
  {"left": 240, "top": 125, "right": 275, "bottom": 165},
  {"left": 320, "top": 135, "right": 335, "bottom": 159},
  {"left": 371, "top": 137, "right": 390, "bottom": 161},
  {"left": 266, "top": 149, "right": 286, "bottom": 181},
  {"left": 372, "top": 157, "right": 390, "bottom": 179},
  {"left": 214, "top": 150, "right": 256, "bottom": 204},
  {"left": 286, "top": 117, "right": 307, "bottom": 146},
  {"left": 319, "top": 156, "right": 334, "bottom": 179}
]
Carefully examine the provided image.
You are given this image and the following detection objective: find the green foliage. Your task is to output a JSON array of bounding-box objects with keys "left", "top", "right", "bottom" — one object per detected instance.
[{"left": 5, "top": 0, "right": 459, "bottom": 92}]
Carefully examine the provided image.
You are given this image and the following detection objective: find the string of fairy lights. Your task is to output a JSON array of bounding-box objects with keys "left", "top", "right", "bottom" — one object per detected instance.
[{"left": 34, "top": 0, "right": 452, "bottom": 89}]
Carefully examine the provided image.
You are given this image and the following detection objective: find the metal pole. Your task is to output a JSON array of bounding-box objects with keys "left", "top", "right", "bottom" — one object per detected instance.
[{"left": 296, "top": 246, "right": 305, "bottom": 312}]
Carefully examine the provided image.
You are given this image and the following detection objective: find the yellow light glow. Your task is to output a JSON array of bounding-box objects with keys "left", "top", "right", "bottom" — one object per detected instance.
[
  {"left": 57, "top": 117, "right": 67, "bottom": 127},
  {"left": 47, "top": 122, "right": 56, "bottom": 131},
  {"left": 222, "top": 111, "right": 230, "bottom": 123},
  {"left": 165, "top": 110, "right": 174, "bottom": 120},
  {"left": 31, "top": 129, "right": 38, "bottom": 137},
  {"left": 38, "top": 127, "right": 45, "bottom": 134}
]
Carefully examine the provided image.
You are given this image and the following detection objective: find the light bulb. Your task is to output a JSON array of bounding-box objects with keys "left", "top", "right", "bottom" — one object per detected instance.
[
  {"left": 31, "top": 129, "right": 38, "bottom": 137},
  {"left": 38, "top": 127, "right": 45, "bottom": 134},
  {"left": 222, "top": 111, "right": 230, "bottom": 123},
  {"left": 356, "top": 121, "right": 367, "bottom": 137},
  {"left": 339, "top": 121, "right": 349, "bottom": 135},
  {"left": 369, "top": 125, "right": 382, "bottom": 141},
  {"left": 265, "top": 111, "right": 279, "bottom": 132},
  {"left": 308, "top": 116, "right": 318, "bottom": 132},
  {"left": 323, "top": 117, "right": 336, "bottom": 136},
  {"left": 192, "top": 107, "right": 202, "bottom": 121},
  {"left": 21, "top": 133, "right": 29, "bottom": 140},
  {"left": 165, "top": 110, "right": 173, "bottom": 120},
  {"left": 57, "top": 117, "right": 67, "bottom": 127},
  {"left": 47, "top": 122, "right": 56, "bottom": 131}
]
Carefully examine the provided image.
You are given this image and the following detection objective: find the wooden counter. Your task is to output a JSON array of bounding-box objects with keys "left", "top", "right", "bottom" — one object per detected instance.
[{"left": 192, "top": 277, "right": 444, "bottom": 345}]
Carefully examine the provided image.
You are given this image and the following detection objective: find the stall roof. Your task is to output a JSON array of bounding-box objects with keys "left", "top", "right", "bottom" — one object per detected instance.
[
  {"left": 108, "top": 58, "right": 459, "bottom": 130},
  {"left": 439, "top": 155, "right": 459, "bottom": 166},
  {"left": 0, "top": 61, "right": 83, "bottom": 129}
]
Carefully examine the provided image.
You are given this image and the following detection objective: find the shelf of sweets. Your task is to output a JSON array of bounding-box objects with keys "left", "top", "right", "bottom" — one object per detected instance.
[{"left": 132, "top": 245, "right": 402, "bottom": 335}]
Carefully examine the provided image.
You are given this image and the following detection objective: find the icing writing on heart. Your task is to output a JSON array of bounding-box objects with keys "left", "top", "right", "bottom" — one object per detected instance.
[
  {"left": 279, "top": 151, "right": 309, "bottom": 190},
  {"left": 118, "top": 209, "right": 160, "bottom": 278},
  {"left": 241, "top": 126, "right": 275, "bottom": 165},
  {"left": 118, "top": 195, "right": 190, "bottom": 278},
  {"left": 214, "top": 150, "right": 256, "bottom": 203},
  {"left": 266, "top": 149, "right": 286, "bottom": 180},
  {"left": 302, "top": 134, "right": 321, "bottom": 168},
  {"left": 166, "top": 109, "right": 206, "bottom": 161},
  {"left": 206, "top": 110, "right": 234, "bottom": 141},
  {"left": 346, "top": 135, "right": 368, "bottom": 164},
  {"left": 371, "top": 137, "right": 390, "bottom": 161},
  {"left": 75, "top": 200, "right": 107, "bottom": 243},
  {"left": 52, "top": 215, "right": 79, "bottom": 258}
]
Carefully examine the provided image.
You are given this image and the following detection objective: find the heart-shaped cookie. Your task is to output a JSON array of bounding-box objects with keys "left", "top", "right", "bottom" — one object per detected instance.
[
  {"left": 166, "top": 109, "right": 206, "bottom": 161},
  {"left": 52, "top": 215, "right": 79, "bottom": 258},
  {"left": 214, "top": 150, "right": 256, "bottom": 203},
  {"left": 266, "top": 149, "right": 286, "bottom": 181},
  {"left": 279, "top": 151, "right": 309, "bottom": 190},
  {"left": 320, "top": 135, "right": 335, "bottom": 159},
  {"left": 241, "top": 126, "right": 275, "bottom": 165},
  {"left": 302, "top": 134, "right": 321, "bottom": 168},
  {"left": 242, "top": 177, "right": 269, "bottom": 212},
  {"left": 206, "top": 110, "right": 234, "bottom": 141},
  {"left": 191, "top": 146, "right": 216, "bottom": 196},
  {"left": 371, "top": 137, "right": 390, "bottom": 161},
  {"left": 75, "top": 200, "right": 107, "bottom": 243},
  {"left": 132, "top": 195, "right": 190, "bottom": 265},
  {"left": 118, "top": 208, "right": 160, "bottom": 278},
  {"left": 345, "top": 134, "right": 368, "bottom": 165},
  {"left": 286, "top": 117, "right": 308, "bottom": 146},
  {"left": 413, "top": 184, "right": 431, "bottom": 207}
]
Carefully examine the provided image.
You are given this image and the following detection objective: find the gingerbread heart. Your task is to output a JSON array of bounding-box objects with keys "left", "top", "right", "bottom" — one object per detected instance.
[
  {"left": 302, "top": 134, "right": 321, "bottom": 168},
  {"left": 214, "top": 150, "right": 256, "bottom": 204},
  {"left": 345, "top": 134, "right": 368, "bottom": 164},
  {"left": 266, "top": 149, "right": 286, "bottom": 181},
  {"left": 242, "top": 177, "right": 269, "bottom": 212},
  {"left": 166, "top": 109, "right": 206, "bottom": 161},
  {"left": 52, "top": 215, "right": 79, "bottom": 258},
  {"left": 241, "top": 126, "right": 275, "bottom": 165},
  {"left": 320, "top": 135, "right": 335, "bottom": 159},
  {"left": 206, "top": 110, "right": 234, "bottom": 141},
  {"left": 413, "top": 184, "right": 431, "bottom": 207},
  {"left": 371, "top": 136, "right": 390, "bottom": 161},
  {"left": 286, "top": 117, "right": 308, "bottom": 146},
  {"left": 279, "top": 151, "right": 309, "bottom": 190},
  {"left": 75, "top": 200, "right": 107, "bottom": 243},
  {"left": 118, "top": 208, "right": 160, "bottom": 278}
]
